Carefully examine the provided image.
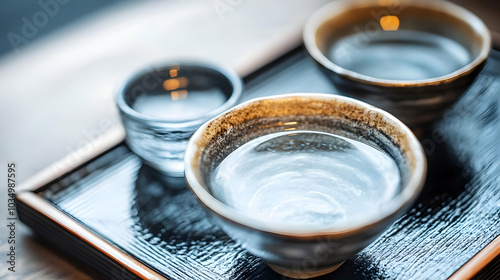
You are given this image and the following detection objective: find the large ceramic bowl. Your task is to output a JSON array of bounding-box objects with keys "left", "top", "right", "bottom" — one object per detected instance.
[
  {"left": 184, "top": 93, "right": 426, "bottom": 278},
  {"left": 304, "top": 0, "right": 491, "bottom": 127}
]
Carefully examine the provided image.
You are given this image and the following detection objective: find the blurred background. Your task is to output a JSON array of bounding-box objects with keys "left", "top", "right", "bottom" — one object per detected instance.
[
  {"left": 0, "top": 0, "right": 499, "bottom": 279},
  {"left": 0, "top": 1, "right": 123, "bottom": 57}
]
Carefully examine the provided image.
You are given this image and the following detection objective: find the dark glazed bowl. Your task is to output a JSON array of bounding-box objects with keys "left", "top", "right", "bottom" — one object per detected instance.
[
  {"left": 184, "top": 93, "right": 426, "bottom": 278},
  {"left": 304, "top": 0, "right": 491, "bottom": 128}
]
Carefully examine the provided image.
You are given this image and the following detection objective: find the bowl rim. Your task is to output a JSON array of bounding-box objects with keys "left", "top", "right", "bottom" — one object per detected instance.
[
  {"left": 115, "top": 60, "right": 243, "bottom": 128},
  {"left": 303, "top": 0, "right": 491, "bottom": 88},
  {"left": 184, "top": 93, "right": 427, "bottom": 237}
]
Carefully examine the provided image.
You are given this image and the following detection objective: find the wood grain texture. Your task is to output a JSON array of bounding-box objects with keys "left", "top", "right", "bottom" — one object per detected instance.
[{"left": 26, "top": 49, "right": 500, "bottom": 280}]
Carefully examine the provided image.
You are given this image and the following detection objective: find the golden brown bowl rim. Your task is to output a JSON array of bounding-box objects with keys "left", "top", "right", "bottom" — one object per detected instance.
[
  {"left": 303, "top": 0, "right": 492, "bottom": 88},
  {"left": 184, "top": 93, "right": 427, "bottom": 238}
]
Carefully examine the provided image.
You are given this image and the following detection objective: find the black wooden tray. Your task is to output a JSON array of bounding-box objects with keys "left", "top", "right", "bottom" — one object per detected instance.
[{"left": 17, "top": 47, "right": 500, "bottom": 280}]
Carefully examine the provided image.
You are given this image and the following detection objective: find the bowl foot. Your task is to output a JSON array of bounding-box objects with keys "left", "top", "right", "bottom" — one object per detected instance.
[{"left": 267, "top": 261, "right": 345, "bottom": 279}]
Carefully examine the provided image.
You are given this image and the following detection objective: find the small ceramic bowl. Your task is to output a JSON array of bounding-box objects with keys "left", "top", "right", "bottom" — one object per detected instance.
[
  {"left": 184, "top": 93, "right": 426, "bottom": 278},
  {"left": 304, "top": 0, "right": 491, "bottom": 128}
]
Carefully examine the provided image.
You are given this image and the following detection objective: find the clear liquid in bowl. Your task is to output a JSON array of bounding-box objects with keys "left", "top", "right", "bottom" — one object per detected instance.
[
  {"left": 210, "top": 130, "right": 401, "bottom": 228},
  {"left": 328, "top": 30, "right": 471, "bottom": 80}
]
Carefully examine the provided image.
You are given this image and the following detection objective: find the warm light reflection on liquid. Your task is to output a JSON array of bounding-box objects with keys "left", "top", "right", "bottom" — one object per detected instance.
[
  {"left": 380, "top": 15, "right": 400, "bottom": 31},
  {"left": 163, "top": 77, "right": 189, "bottom": 91}
]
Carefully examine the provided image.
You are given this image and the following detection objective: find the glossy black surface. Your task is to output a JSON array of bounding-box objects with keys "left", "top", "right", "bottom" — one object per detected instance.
[{"left": 29, "top": 49, "right": 500, "bottom": 279}]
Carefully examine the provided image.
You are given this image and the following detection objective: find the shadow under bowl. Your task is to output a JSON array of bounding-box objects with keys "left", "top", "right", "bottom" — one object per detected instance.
[
  {"left": 304, "top": 0, "right": 491, "bottom": 128},
  {"left": 184, "top": 93, "right": 427, "bottom": 278}
]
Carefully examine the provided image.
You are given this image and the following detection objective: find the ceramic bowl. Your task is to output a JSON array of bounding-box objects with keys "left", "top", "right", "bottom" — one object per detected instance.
[
  {"left": 304, "top": 0, "right": 491, "bottom": 128},
  {"left": 184, "top": 93, "right": 426, "bottom": 278}
]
